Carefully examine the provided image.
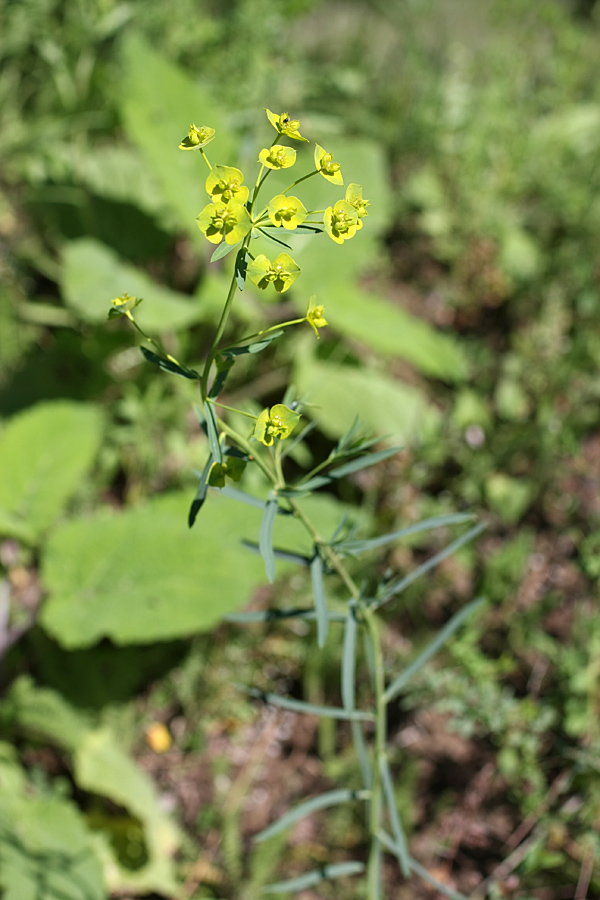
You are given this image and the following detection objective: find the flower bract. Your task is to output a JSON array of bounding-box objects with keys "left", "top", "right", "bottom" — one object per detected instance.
[
  {"left": 306, "top": 296, "right": 328, "bottom": 338},
  {"left": 196, "top": 201, "right": 252, "bottom": 245},
  {"left": 266, "top": 194, "right": 307, "bottom": 230},
  {"left": 265, "top": 109, "right": 308, "bottom": 142},
  {"left": 323, "top": 200, "right": 359, "bottom": 244},
  {"left": 247, "top": 253, "right": 301, "bottom": 293},
  {"left": 178, "top": 123, "right": 215, "bottom": 150},
  {"left": 254, "top": 404, "right": 301, "bottom": 447},
  {"left": 108, "top": 292, "right": 142, "bottom": 319},
  {"left": 205, "top": 165, "right": 249, "bottom": 205},
  {"left": 314, "top": 144, "right": 344, "bottom": 185},
  {"left": 258, "top": 145, "right": 296, "bottom": 170},
  {"left": 345, "top": 183, "right": 369, "bottom": 227},
  {"left": 207, "top": 457, "right": 246, "bottom": 487}
]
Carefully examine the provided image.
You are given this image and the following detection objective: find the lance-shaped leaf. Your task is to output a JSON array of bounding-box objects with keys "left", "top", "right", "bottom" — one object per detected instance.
[
  {"left": 379, "top": 755, "right": 410, "bottom": 876},
  {"left": 259, "top": 495, "right": 278, "bottom": 582},
  {"left": 338, "top": 513, "right": 475, "bottom": 556},
  {"left": 255, "top": 788, "right": 370, "bottom": 843},
  {"left": 211, "top": 238, "right": 242, "bottom": 262},
  {"left": 203, "top": 400, "right": 222, "bottom": 464},
  {"left": 220, "top": 330, "right": 284, "bottom": 358},
  {"left": 264, "top": 861, "right": 365, "bottom": 894},
  {"left": 240, "top": 542, "right": 311, "bottom": 566},
  {"left": 375, "top": 522, "right": 486, "bottom": 609},
  {"left": 310, "top": 549, "right": 328, "bottom": 648},
  {"left": 342, "top": 603, "right": 358, "bottom": 711},
  {"left": 188, "top": 455, "right": 214, "bottom": 528},
  {"left": 383, "top": 596, "right": 486, "bottom": 704},
  {"left": 234, "top": 246, "right": 248, "bottom": 290},
  {"left": 238, "top": 685, "right": 374, "bottom": 721},
  {"left": 225, "top": 607, "right": 346, "bottom": 624},
  {"left": 254, "top": 226, "right": 293, "bottom": 251},
  {"left": 140, "top": 346, "right": 200, "bottom": 380}
]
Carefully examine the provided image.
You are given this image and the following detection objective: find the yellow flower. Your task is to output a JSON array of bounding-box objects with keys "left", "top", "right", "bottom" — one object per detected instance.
[
  {"left": 345, "top": 183, "right": 369, "bottom": 228},
  {"left": 247, "top": 252, "right": 301, "bottom": 293},
  {"left": 178, "top": 124, "right": 215, "bottom": 150},
  {"left": 314, "top": 144, "right": 344, "bottom": 186},
  {"left": 265, "top": 109, "right": 308, "bottom": 142},
  {"left": 254, "top": 404, "right": 301, "bottom": 446},
  {"left": 205, "top": 165, "right": 249, "bottom": 205},
  {"left": 145, "top": 723, "right": 172, "bottom": 753},
  {"left": 258, "top": 145, "right": 296, "bottom": 170},
  {"left": 266, "top": 194, "right": 307, "bottom": 230},
  {"left": 196, "top": 201, "right": 252, "bottom": 245},
  {"left": 306, "top": 296, "right": 328, "bottom": 338},
  {"left": 323, "top": 200, "right": 359, "bottom": 244},
  {"left": 108, "top": 292, "right": 142, "bottom": 319}
]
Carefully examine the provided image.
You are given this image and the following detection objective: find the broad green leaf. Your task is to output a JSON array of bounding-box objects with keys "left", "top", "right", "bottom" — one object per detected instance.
[
  {"left": 119, "top": 33, "right": 233, "bottom": 242},
  {"left": 264, "top": 861, "right": 365, "bottom": 894},
  {"left": 5, "top": 676, "right": 90, "bottom": 751},
  {"left": 255, "top": 789, "right": 370, "bottom": 843},
  {"left": 294, "top": 348, "right": 440, "bottom": 444},
  {"left": 0, "top": 401, "right": 103, "bottom": 543},
  {"left": 61, "top": 238, "right": 205, "bottom": 329},
  {"left": 0, "top": 789, "right": 106, "bottom": 900},
  {"left": 40, "top": 491, "right": 266, "bottom": 647},
  {"left": 74, "top": 728, "right": 179, "bottom": 896}
]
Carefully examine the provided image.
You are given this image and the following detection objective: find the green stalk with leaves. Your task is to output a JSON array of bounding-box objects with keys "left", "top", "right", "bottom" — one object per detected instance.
[{"left": 110, "top": 108, "right": 484, "bottom": 899}]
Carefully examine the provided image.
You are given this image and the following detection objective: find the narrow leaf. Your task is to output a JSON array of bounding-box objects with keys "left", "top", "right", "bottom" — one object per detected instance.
[
  {"left": 338, "top": 513, "right": 476, "bottom": 556},
  {"left": 310, "top": 550, "right": 328, "bottom": 648},
  {"left": 188, "top": 454, "right": 213, "bottom": 528},
  {"left": 280, "top": 419, "right": 319, "bottom": 460},
  {"left": 221, "top": 331, "right": 284, "bottom": 357},
  {"left": 238, "top": 685, "right": 374, "bottom": 721},
  {"left": 255, "top": 227, "right": 292, "bottom": 250},
  {"left": 235, "top": 247, "right": 247, "bottom": 290},
  {"left": 140, "top": 346, "right": 199, "bottom": 379},
  {"left": 379, "top": 755, "right": 410, "bottom": 876},
  {"left": 203, "top": 401, "right": 222, "bottom": 464},
  {"left": 255, "top": 789, "right": 370, "bottom": 843},
  {"left": 383, "top": 596, "right": 486, "bottom": 704},
  {"left": 376, "top": 522, "right": 486, "bottom": 608},
  {"left": 328, "top": 446, "right": 400, "bottom": 479},
  {"left": 211, "top": 238, "right": 241, "bottom": 262},
  {"left": 259, "top": 496, "right": 278, "bottom": 582},
  {"left": 225, "top": 607, "right": 346, "bottom": 624},
  {"left": 408, "top": 855, "right": 469, "bottom": 900},
  {"left": 263, "top": 861, "right": 365, "bottom": 894},
  {"left": 342, "top": 604, "right": 358, "bottom": 711},
  {"left": 241, "top": 542, "right": 310, "bottom": 566},
  {"left": 351, "top": 720, "right": 373, "bottom": 790},
  {"left": 296, "top": 475, "right": 332, "bottom": 492},
  {"left": 218, "top": 485, "right": 267, "bottom": 509}
]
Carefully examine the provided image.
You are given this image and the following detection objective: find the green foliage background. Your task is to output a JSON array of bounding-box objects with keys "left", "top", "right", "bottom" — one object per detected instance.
[{"left": 2, "top": 0, "right": 600, "bottom": 895}]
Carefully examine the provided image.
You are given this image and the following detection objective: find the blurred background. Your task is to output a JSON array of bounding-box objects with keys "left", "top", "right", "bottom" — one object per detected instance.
[{"left": 2, "top": 0, "right": 600, "bottom": 897}]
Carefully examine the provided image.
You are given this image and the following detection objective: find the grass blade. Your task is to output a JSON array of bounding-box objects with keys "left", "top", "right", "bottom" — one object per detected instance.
[
  {"left": 338, "top": 513, "right": 476, "bottom": 556},
  {"left": 383, "top": 596, "right": 486, "bottom": 704},
  {"left": 263, "top": 861, "right": 365, "bottom": 894},
  {"left": 379, "top": 755, "right": 410, "bottom": 876},
  {"left": 255, "top": 788, "right": 370, "bottom": 843},
  {"left": 376, "top": 522, "right": 486, "bottom": 609},
  {"left": 342, "top": 604, "right": 358, "bottom": 711},
  {"left": 238, "top": 685, "right": 374, "bottom": 721},
  {"left": 259, "top": 496, "right": 278, "bottom": 582},
  {"left": 310, "top": 550, "right": 328, "bottom": 648}
]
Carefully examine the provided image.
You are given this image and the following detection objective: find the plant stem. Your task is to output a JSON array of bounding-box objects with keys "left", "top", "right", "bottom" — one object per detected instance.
[{"left": 363, "top": 604, "right": 386, "bottom": 900}]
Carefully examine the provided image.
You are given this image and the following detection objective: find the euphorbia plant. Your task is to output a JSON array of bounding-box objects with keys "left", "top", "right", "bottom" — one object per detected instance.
[{"left": 110, "top": 109, "right": 483, "bottom": 899}]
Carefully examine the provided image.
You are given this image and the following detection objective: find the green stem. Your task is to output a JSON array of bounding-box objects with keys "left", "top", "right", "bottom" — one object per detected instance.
[
  {"left": 363, "top": 605, "right": 386, "bottom": 900},
  {"left": 209, "top": 399, "right": 257, "bottom": 420},
  {"left": 281, "top": 169, "right": 319, "bottom": 195},
  {"left": 200, "top": 148, "right": 212, "bottom": 171}
]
